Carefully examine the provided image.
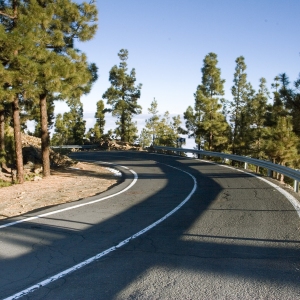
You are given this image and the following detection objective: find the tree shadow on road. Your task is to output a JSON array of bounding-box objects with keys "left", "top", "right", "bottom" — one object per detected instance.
[{"left": 0, "top": 151, "right": 300, "bottom": 299}]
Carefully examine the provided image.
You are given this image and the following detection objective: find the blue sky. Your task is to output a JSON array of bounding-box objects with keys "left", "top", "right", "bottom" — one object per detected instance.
[{"left": 55, "top": 0, "right": 300, "bottom": 145}]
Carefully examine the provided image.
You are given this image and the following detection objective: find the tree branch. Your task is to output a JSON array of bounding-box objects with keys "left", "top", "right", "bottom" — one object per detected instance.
[{"left": 0, "top": 10, "right": 17, "bottom": 19}]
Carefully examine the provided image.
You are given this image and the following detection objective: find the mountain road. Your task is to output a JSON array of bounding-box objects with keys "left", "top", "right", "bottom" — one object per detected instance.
[{"left": 1, "top": 151, "right": 300, "bottom": 299}]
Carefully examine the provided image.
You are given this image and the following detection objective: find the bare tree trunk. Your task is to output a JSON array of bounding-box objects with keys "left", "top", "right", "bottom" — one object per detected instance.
[
  {"left": 0, "top": 110, "right": 7, "bottom": 171},
  {"left": 280, "top": 173, "right": 284, "bottom": 183},
  {"left": 12, "top": 97, "right": 24, "bottom": 183},
  {"left": 121, "top": 111, "right": 125, "bottom": 142},
  {"left": 40, "top": 93, "right": 51, "bottom": 177},
  {"left": 280, "top": 162, "right": 285, "bottom": 183}
]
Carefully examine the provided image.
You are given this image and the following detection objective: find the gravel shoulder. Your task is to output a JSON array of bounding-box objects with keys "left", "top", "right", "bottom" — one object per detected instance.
[{"left": 0, "top": 162, "right": 120, "bottom": 220}]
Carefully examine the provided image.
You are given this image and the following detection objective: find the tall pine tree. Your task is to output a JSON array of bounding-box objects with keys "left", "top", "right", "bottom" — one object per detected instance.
[
  {"left": 103, "top": 49, "right": 142, "bottom": 142},
  {"left": 145, "top": 98, "right": 160, "bottom": 145},
  {"left": 52, "top": 97, "right": 86, "bottom": 145},
  {"left": 230, "top": 56, "right": 252, "bottom": 155},
  {"left": 192, "top": 53, "right": 229, "bottom": 151},
  {"left": 0, "top": 0, "right": 98, "bottom": 179},
  {"left": 247, "top": 78, "right": 269, "bottom": 160},
  {"left": 0, "top": 1, "right": 41, "bottom": 182},
  {"left": 94, "top": 99, "right": 106, "bottom": 140}
]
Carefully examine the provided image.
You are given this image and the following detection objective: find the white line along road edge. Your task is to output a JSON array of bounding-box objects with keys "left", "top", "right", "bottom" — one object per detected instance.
[
  {"left": 151, "top": 152, "right": 300, "bottom": 217},
  {"left": 0, "top": 161, "right": 136, "bottom": 229},
  {"left": 4, "top": 163, "right": 197, "bottom": 300},
  {"left": 198, "top": 158, "right": 300, "bottom": 218}
]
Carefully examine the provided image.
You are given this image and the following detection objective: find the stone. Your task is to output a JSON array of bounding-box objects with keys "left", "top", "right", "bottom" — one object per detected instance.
[
  {"left": 34, "top": 165, "right": 43, "bottom": 174},
  {"left": 33, "top": 176, "right": 42, "bottom": 181}
]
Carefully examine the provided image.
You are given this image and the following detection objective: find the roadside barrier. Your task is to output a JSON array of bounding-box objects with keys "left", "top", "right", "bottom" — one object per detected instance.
[{"left": 153, "top": 146, "right": 300, "bottom": 193}]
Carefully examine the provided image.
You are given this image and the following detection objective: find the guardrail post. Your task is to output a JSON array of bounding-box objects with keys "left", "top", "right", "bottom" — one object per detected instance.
[
  {"left": 244, "top": 162, "right": 248, "bottom": 170},
  {"left": 294, "top": 180, "right": 299, "bottom": 193},
  {"left": 267, "top": 169, "right": 272, "bottom": 177}
]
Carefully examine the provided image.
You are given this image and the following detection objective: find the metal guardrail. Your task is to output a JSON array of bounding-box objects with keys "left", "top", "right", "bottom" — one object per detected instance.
[
  {"left": 153, "top": 145, "right": 300, "bottom": 193},
  {"left": 51, "top": 145, "right": 99, "bottom": 149}
]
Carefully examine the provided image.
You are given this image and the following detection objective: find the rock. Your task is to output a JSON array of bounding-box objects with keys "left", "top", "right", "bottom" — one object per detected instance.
[
  {"left": 0, "top": 171, "right": 11, "bottom": 182},
  {"left": 1, "top": 166, "right": 11, "bottom": 174},
  {"left": 11, "top": 170, "right": 17, "bottom": 183},
  {"left": 22, "top": 146, "right": 41, "bottom": 165},
  {"left": 21, "top": 133, "right": 76, "bottom": 168},
  {"left": 21, "top": 133, "right": 41, "bottom": 147},
  {"left": 33, "top": 176, "right": 42, "bottom": 181},
  {"left": 34, "top": 166, "right": 43, "bottom": 174}
]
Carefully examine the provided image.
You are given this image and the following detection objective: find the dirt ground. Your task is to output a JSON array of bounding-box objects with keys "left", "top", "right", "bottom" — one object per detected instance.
[{"left": 0, "top": 162, "right": 120, "bottom": 220}]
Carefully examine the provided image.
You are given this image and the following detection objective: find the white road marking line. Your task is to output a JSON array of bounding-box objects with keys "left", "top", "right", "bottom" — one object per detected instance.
[
  {"left": 101, "top": 153, "right": 300, "bottom": 217},
  {"left": 0, "top": 163, "right": 136, "bottom": 229},
  {"left": 4, "top": 164, "right": 197, "bottom": 300},
  {"left": 104, "top": 167, "right": 122, "bottom": 177},
  {"left": 147, "top": 151, "right": 300, "bottom": 217},
  {"left": 197, "top": 159, "right": 300, "bottom": 218}
]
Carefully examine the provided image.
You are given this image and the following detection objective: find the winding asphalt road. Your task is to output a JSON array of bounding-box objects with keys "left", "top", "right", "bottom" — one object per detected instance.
[{"left": 1, "top": 151, "right": 300, "bottom": 299}]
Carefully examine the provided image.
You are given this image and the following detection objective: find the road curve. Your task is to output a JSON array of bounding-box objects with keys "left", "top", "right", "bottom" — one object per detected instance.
[{"left": 1, "top": 151, "right": 300, "bottom": 299}]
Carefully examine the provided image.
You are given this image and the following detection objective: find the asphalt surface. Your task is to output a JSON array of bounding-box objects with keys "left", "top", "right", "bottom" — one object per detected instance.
[{"left": 1, "top": 151, "right": 300, "bottom": 299}]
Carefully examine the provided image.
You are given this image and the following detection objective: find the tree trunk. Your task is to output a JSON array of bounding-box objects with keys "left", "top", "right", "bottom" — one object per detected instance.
[
  {"left": 0, "top": 110, "right": 7, "bottom": 170},
  {"left": 12, "top": 97, "right": 24, "bottom": 183},
  {"left": 40, "top": 93, "right": 51, "bottom": 177},
  {"left": 280, "top": 173, "right": 284, "bottom": 183},
  {"left": 121, "top": 112, "right": 125, "bottom": 142},
  {"left": 279, "top": 162, "right": 285, "bottom": 183}
]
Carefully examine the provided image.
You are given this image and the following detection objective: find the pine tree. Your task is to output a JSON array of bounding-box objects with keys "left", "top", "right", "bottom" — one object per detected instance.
[
  {"left": 86, "top": 99, "right": 108, "bottom": 143},
  {"left": 145, "top": 98, "right": 160, "bottom": 145},
  {"left": 139, "top": 128, "right": 152, "bottom": 148},
  {"left": 69, "top": 98, "right": 86, "bottom": 145},
  {"left": 52, "top": 98, "right": 86, "bottom": 145},
  {"left": 184, "top": 100, "right": 205, "bottom": 151},
  {"left": 0, "top": 109, "right": 6, "bottom": 170},
  {"left": 155, "top": 111, "right": 182, "bottom": 147},
  {"left": 0, "top": 49, "right": 7, "bottom": 170},
  {"left": 85, "top": 127, "right": 95, "bottom": 143},
  {"left": 140, "top": 100, "right": 182, "bottom": 148},
  {"left": 264, "top": 116, "right": 299, "bottom": 182},
  {"left": 138, "top": 99, "right": 159, "bottom": 148},
  {"left": 103, "top": 49, "right": 142, "bottom": 142},
  {"left": 37, "top": 50, "right": 97, "bottom": 177},
  {"left": 94, "top": 99, "right": 106, "bottom": 140},
  {"left": 238, "top": 83, "right": 256, "bottom": 156},
  {"left": 277, "top": 73, "right": 300, "bottom": 138},
  {"left": 0, "top": 102, "right": 11, "bottom": 170},
  {"left": 25, "top": 95, "right": 55, "bottom": 138},
  {"left": 230, "top": 56, "right": 253, "bottom": 155},
  {"left": 0, "top": 0, "right": 98, "bottom": 179},
  {"left": 247, "top": 78, "right": 269, "bottom": 160},
  {"left": 0, "top": 3, "right": 40, "bottom": 183},
  {"left": 51, "top": 113, "right": 68, "bottom": 146},
  {"left": 263, "top": 75, "right": 300, "bottom": 179},
  {"left": 193, "top": 53, "right": 229, "bottom": 151},
  {"left": 34, "top": 0, "right": 96, "bottom": 176},
  {"left": 114, "top": 111, "right": 139, "bottom": 143},
  {"left": 291, "top": 76, "right": 300, "bottom": 138}
]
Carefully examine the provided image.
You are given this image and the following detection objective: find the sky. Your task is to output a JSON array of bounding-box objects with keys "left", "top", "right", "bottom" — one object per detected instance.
[{"left": 54, "top": 0, "right": 300, "bottom": 147}]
